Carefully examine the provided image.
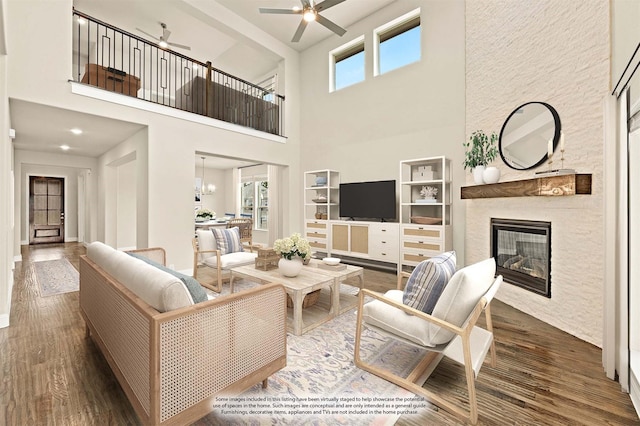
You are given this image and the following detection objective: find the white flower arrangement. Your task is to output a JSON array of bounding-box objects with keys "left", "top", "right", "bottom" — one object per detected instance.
[
  {"left": 420, "top": 186, "right": 438, "bottom": 199},
  {"left": 273, "top": 233, "right": 311, "bottom": 261},
  {"left": 195, "top": 208, "right": 215, "bottom": 219}
]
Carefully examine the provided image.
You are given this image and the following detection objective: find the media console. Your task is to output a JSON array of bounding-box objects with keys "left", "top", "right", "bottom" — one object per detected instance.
[{"left": 304, "top": 156, "right": 452, "bottom": 274}]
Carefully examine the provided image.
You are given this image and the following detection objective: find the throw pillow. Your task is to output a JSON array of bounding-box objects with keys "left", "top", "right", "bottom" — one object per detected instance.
[
  {"left": 212, "top": 227, "right": 244, "bottom": 255},
  {"left": 402, "top": 251, "right": 456, "bottom": 314},
  {"left": 126, "top": 251, "right": 208, "bottom": 304}
]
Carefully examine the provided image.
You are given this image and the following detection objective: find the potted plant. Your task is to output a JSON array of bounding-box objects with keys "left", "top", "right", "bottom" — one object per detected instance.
[
  {"left": 273, "top": 233, "right": 312, "bottom": 277},
  {"left": 463, "top": 130, "right": 498, "bottom": 184}
]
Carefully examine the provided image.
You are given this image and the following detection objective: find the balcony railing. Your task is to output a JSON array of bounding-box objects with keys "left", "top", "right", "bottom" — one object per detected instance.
[{"left": 72, "top": 9, "right": 285, "bottom": 137}]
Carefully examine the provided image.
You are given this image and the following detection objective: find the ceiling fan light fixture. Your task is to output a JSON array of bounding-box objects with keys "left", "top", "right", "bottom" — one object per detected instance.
[
  {"left": 159, "top": 40, "right": 169, "bottom": 49},
  {"left": 303, "top": 9, "right": 317, "bottom": 22}
]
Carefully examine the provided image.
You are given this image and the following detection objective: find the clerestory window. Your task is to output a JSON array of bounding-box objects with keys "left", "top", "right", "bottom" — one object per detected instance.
[
  {"left": 329, "top": 36, "right": 365, "bottom": 92},
  {"left": 374, "top": 9, "right": 421, "bottom": 76}
]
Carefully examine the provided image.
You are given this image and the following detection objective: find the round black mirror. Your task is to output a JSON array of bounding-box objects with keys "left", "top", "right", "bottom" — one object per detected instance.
[{"left": 499, "top": 102, "right": 561, "bottom": 170}]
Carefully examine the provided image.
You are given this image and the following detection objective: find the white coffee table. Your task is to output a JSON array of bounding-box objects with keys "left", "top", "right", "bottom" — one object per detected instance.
[{"left": 230, "top": 260, "right": 364, "bottom": 335}]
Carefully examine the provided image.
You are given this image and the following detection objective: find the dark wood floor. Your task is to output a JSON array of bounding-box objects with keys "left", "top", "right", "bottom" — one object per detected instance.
[{"left": 1, "top": 242, "right": 638, "bottom": 425}]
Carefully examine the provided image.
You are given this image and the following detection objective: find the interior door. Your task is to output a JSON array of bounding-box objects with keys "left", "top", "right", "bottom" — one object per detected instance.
[{"left": 29, "top": 176, "right": 65, "bottom": 244}]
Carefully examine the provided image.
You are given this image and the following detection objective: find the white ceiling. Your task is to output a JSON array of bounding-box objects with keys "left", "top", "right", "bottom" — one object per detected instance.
[
  {"left": 216, "top": 0, "right": 397, "bottom": 52},
  {"left": 10, "top": 0, "right": 395, "bottom": 163},
  {"left": 10, "top": 99, "right": 146, "bottom": 157}
]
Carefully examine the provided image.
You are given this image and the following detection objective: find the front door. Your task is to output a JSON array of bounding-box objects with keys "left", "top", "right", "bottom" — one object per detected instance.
[{"left": 29, "top": 176, "right": 65, "bottom": 244}]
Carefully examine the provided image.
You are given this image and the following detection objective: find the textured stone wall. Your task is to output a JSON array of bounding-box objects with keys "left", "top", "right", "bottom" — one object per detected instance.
[{"left": 465, "top": 0, "right": 609, "bottom": 346}]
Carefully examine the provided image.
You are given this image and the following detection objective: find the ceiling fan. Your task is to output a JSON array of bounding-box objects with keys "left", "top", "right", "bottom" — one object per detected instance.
[
  {"left": 136, "top": 22, "right": 191, "bottom": 51},
  {"left": 259, "top": 0, "right": 347, "bottom": 42}
]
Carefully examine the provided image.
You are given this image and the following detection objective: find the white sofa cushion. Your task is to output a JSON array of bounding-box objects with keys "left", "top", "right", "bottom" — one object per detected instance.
[
  {"left": 429, "top": 257, "right": 496, "bottom": 345},
  {"left": 362, "top": 257, "right": 497, "bottom": 348},
  {"left": 203, "top": 251, "right": 258, "bottom": 269},
  {"left": 86, "top": 242, "right": 194, "bottom": 312},
  {"left": 362, "top": 289, "right": 433, "bottom": 346}
]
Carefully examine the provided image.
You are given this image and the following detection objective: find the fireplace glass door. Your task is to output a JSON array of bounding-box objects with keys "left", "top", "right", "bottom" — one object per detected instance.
[{"left": 491, "top": 218, "right": 551, "bottom": 298}]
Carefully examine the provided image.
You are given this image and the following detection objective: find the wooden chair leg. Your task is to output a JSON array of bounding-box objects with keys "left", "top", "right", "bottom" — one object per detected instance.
[
  {"left": 355, "top": 294, "right": 482, "bottom": 425},
  {"left": 485, "top": 304, "right": 497, "bottom": 367}
]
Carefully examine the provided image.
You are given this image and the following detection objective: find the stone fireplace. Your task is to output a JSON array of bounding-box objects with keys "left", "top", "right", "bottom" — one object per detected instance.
[{"left": 491, "top": 218, "right": 551, "bottom": 298}]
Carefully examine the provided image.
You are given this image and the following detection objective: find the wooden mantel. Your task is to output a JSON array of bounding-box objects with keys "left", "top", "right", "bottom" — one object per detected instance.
[{"left": 461, "top": 173, "right": 592, "bottom": 199}]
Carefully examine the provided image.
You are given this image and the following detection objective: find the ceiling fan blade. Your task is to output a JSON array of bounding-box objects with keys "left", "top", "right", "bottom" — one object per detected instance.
[
  {"left": 315, "top": 0, "right": 346, "bottom": 13},
  {"left": 291, "top": 19, "right": 308, "bottom": 42},
  {"left": 259, "top": 8, "right": 301, "bottom": 15},
  {"left": 168, "top": 42, "right": 191, "bottom": 51},
  {"left": 316, "top": 14, "right": 346, "bottom": 36},
  {"left": 136, "top": 28, "right": 160, "bottom": 41},
  {"left": 301, "top": 0, "right": 312, "bottom": 8}
]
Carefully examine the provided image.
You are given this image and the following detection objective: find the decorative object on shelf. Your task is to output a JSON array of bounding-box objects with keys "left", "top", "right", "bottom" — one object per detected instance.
[
  {"left": 274, "top": 232, "right": 312, "bottom": 277},
  {"left": 410, "top": 216, "right": 443, "bottom": 225},
  {"left": 419, "top": 185, "right": 438, "bottom": 201},
  {"left": 315, "top": 176, "right": 327, "bottom": 186},
  {"left": 312, "top": 194, "right": 328, "bottom": 203},
  {"left": 412, "top": 165, "right": 434, "bottom": 181},
  {"left": 499, "top": 102, "right": 561, "bottom": 170},
  {"left": 255, "top": 248, "right": 280, "bottom": 271},
  {"left": 463, "top": 130, "right": 498, "bottom": 184},
  {"left": 533, "top": 131, "right": 576, "bottom": 177},
  {"left": 195, "top": 208, "right": 215, "bottom": 222},
  {"left": 482, "top": 167, "right": 501, "bottom": 184}
]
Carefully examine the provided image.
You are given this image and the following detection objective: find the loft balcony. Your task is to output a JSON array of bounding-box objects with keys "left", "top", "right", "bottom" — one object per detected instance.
[{"left": 71, "top": 10, "right": 285, "bottom": 137}]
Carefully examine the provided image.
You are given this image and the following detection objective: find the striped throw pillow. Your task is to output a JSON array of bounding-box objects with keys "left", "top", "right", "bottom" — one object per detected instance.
[
  {"left": 403, "top": 251, "right": 456, "bottom": 314},
  {"left": 211, "top": 227, "right": 244, "bottom": 255}
]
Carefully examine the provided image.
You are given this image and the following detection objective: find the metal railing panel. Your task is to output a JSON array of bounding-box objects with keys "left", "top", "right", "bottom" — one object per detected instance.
[{"left": 72, "top": 10, "right": 285, "bottom": 137}]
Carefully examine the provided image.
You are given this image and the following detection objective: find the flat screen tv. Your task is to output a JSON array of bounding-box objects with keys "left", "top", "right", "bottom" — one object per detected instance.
[{"left": 339, "top": 180, "right": 396, "bottom": 221}]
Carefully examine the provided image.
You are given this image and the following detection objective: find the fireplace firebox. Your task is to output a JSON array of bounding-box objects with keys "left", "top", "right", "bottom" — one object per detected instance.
[{"left": 490, "top": 218, "right": 551, "bottom": 298}]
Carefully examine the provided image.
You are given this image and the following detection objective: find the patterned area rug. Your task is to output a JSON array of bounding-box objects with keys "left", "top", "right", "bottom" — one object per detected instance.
[
  {"left": 34, "top": 258, "right": 79, "bottom": 297},
  {"left": 198, "top": 280, "right": 432, "bottom": 425}
]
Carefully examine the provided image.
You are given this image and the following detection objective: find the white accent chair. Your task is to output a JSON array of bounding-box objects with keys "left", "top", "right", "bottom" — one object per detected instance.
[
  {"left": 192, "top": 228, "right": 258, "bottom": 292},
  {"left": 354, "top": 258, "right": 502, "bottom": 425}
]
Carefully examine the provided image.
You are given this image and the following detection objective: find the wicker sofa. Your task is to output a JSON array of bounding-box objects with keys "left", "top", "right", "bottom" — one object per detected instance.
[{"left": 79, "top": 241, "right": 287, "bottom": 425}]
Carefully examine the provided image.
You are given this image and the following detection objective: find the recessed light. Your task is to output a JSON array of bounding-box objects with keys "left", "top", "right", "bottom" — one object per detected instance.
[
  {"left": 60, "top": 145, "right": 70, "bottom": 151},
  {"left": 70, "top": 128, "right": 83, "bottom": 135}
]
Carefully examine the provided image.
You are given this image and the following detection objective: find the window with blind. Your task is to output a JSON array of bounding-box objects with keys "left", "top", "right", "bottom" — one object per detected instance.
[
  {"left": 374, "top": 9, "right": 421, "bottom": 76},
  {"left": 329, "top": 36, "right": 365, "bottom": 92}
]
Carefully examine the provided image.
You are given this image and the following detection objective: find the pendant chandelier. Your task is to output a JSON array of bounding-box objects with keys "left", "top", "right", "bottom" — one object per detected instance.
[{"left": 200, "top": 156, "right": 216, "bottom": 195}]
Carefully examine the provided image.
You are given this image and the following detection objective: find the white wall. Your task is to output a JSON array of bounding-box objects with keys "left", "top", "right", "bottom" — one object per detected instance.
[
  {"left": 6, "top": 0, "right": 302, "bottom": 271},
  {"left": 14, "top": 150, "right": 97, "bottom": 245},
  {"left": 612, "top": 0, "right": 640, "bottom": 104},
  {"left": 465, "top": 0, "right": 609, "bottom": 346},
  {"left": 195, "top": 164, "right": 229, "bottom": 216},
  {"left": 0, "top": 53, "right": 13, "bottom": 328},
  {"left": 116, "top": 159, "right": 136, "bottom": 250},
  {"left": 298, "top": 0, "right": 466, "bottom": 257}
]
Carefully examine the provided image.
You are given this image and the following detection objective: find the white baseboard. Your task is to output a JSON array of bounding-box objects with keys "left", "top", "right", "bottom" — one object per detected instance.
[
  {"left": 0, "top": 314, "right": 9, "bottom": 329},
  {"left": 178, "top": 268, "right": 193, "bottom": 276},
  {"left": 118, "top": 246, "right": 137, "bottom": 251},
  {"left": 13, "top": 255, "right": 22, "bottom": 264},
  {"left": 65, "top": 237, "right": 78, "bottom": 242},
  {"left": 20, "top": 240, "right": 27, "bottom": 245}
]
